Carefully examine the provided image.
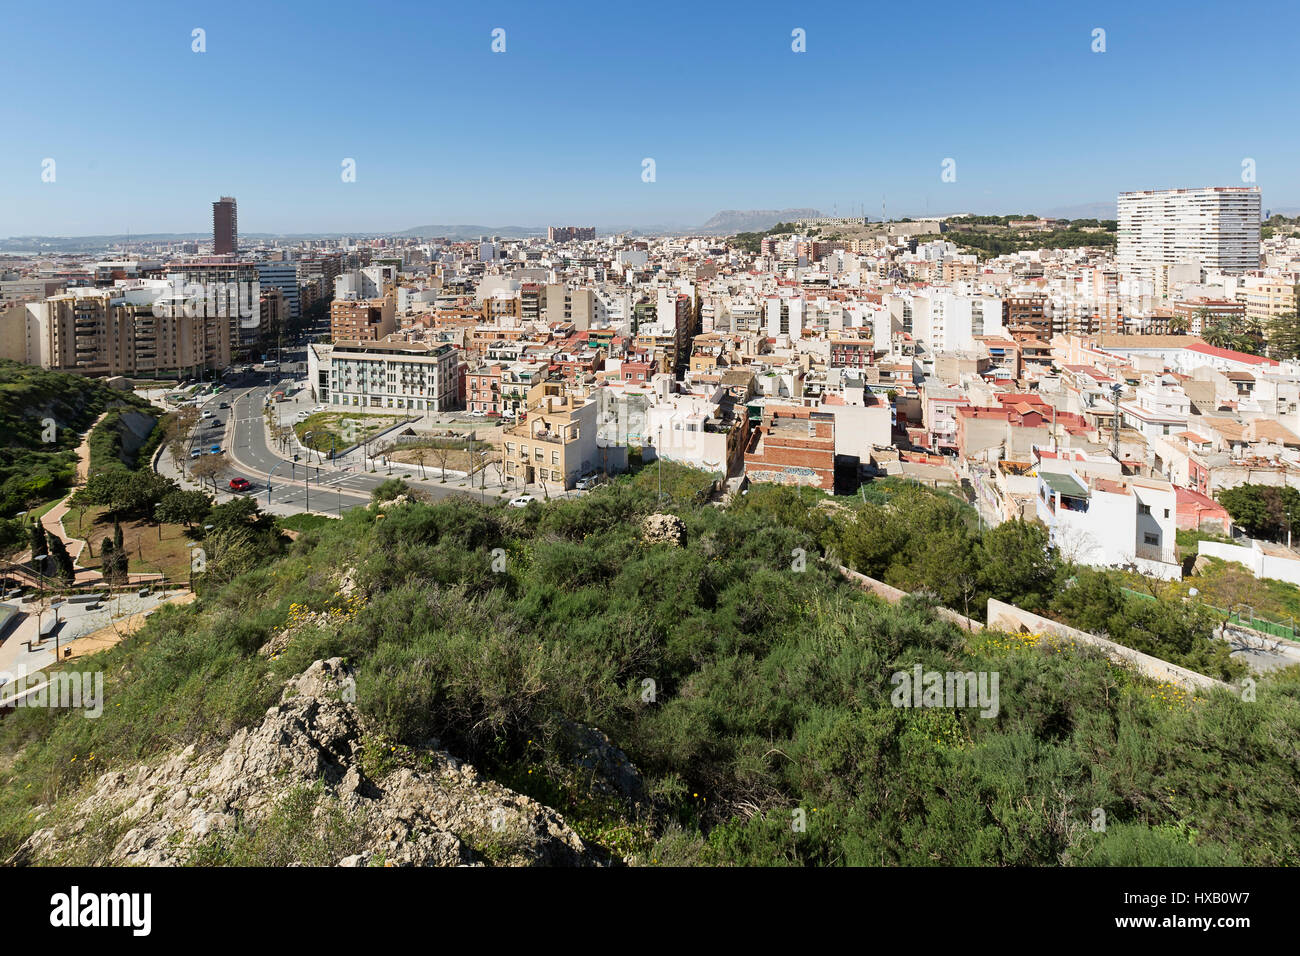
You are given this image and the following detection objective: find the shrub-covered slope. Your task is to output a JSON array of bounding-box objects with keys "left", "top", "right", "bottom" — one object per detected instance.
[{"left": 1, "top": 476, "right": 1297, "bottom": 866}]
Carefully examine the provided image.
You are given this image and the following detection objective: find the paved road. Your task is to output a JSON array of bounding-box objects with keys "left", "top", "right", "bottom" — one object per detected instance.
[
  {"left": 159, "top": 366, "right": 584, "bottom": 517},
  {"left": 187, "top": 385, "right": 547, "bottom": 515},
  {"left": 1220, "top": 623, "right": 1300, "bottom": 673}
]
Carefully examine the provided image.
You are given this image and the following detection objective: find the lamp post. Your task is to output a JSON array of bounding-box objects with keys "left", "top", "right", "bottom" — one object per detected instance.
[
  {"left": 657, "top": 425, "right": 663, "bottom": 505},
  {"left": 1110, "top": 382, "right": 1122, "bottom": 463},
  {"left": 50, "top": 599, "right": 66, "bottom": 660},
  {"left": 301, "top": 432, "right": 314, "bottom": 506}
]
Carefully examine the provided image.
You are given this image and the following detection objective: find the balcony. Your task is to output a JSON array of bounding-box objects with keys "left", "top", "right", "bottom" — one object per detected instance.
[{"left": 1135, "top": 541, "right": 1177, "bottom": 564}]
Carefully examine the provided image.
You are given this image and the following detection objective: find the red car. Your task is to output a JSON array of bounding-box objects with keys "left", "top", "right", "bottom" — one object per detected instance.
[{"left": 228, "top": 477, "right": 252, "bottom": 492}]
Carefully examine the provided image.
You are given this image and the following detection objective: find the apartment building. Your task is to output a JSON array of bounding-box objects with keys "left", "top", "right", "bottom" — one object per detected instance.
[
  {"left": 1243, "top": 276, "right": 1299, "bottom": 328},
  {"left": 256, "top": 261, "right": 301, "bottom": 320},
  {"left": 213, "top": 196, "right": 237, "bottom": 255},
  {"left": 547, "top": 226, "right": 596, "bottom": 243},
  {"left": 1117, "top": 186, "right": 1261, "bottom": 283},
  {"left": 501, "top": 382, "right": 599, "bottom": 490},
  {"left": 310, "top": 339, "right": 459, "bottom": 412},
  {"left": 38, "top": 288, "right": 231, "bottom": 377},
  {"left": 335, "top": 265, "right": 395, "bottom": 301},
  {"left": 743, "top": 406, "right": 836, "bottom": 490},
  {"left": 467, "top": 364, "right": 502, "bottom": 415},
  {"left": 298, "top": 253, "right": 346, "bottom": 300},
  {"left": 545, "top": 285, "right": 599, "bottom": 331},
  {"left": 0, "top": 302, "right": 45, "bottom": 364},
  {"left": 1171, "top": 297, "right": 1243, "bottom": 333},
  {"left": 1036, "top": 468, "right": 1181, "bottom": 580},
  {"left": 169, "top": 260, "right": 261, "bottom": 345},
  {"left": 330, "top": 294, "right": 396, "bottom": 342},
  {"left": 1002, "top": 292, "right": 1050, "bottom": 342},
  {"left": 829, "top": 336, "right": 874, "bottom": 369}
]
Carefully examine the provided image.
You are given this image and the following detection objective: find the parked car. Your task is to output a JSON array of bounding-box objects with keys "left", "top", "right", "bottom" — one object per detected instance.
[
  {"left": 508, "top": 495, "right": 536, "bottom": 508},
  {"left": 190, "top": 449, "right": 202, "bottom": 460},
  {"left": 575, "top": 474, "right": 600, "bottom": 491},
  {"left": 228, "top": 477, "right": 251, "bottom": 492},
  {"left": 208, "top": 444, "right": 221, "bottom": 454}
]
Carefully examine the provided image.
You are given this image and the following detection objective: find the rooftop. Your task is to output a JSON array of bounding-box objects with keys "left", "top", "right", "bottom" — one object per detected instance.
[{"left": 1040, "top": 471, "right": 1089, "bottom": 499}]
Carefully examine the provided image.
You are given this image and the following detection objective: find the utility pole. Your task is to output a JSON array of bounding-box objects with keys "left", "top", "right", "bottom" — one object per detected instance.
[
  {"left": 1111, "top": 383, "right": 1122, "bottom": 463},
  {"left": 657, "top": 425, "right": 663, "bottom": 505}
]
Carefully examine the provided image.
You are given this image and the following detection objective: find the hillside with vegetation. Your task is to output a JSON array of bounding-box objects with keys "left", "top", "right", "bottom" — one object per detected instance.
[
  {"left": 2, "top": 464, "right": 1296, "bottom": 866},
  {"left": 0, "top": 359, "right": 159, "bottom": 526},
  {"left": 935, "top": 216, "right": 1118, "bottom": 258}
]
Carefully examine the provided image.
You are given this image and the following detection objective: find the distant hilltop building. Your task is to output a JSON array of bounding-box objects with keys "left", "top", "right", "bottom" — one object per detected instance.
[
  {"left": 548, "top": 226, "right": 596, "bottom": 243},
  {"left": 213, "top": 196, "right": 238, "bottom": 255},
  {"left": 1117, "top": 186, "right": 1260, "bottom": 286},
  {"left": 794, "top": 216, "right": 868, "bottom": 228}
]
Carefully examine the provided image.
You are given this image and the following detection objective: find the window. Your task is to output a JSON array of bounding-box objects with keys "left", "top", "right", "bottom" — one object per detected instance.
[
  {"left": 1138, "top": 503, "right": 1151, "bottom": 515},
  {"left": 1144, "top": 533, "right": 1159, "bottom": 546}
]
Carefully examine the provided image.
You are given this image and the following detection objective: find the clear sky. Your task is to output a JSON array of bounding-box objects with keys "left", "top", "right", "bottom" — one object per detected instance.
[{"left": 1, "top": 0, "right": 1295, "bottom": 236}]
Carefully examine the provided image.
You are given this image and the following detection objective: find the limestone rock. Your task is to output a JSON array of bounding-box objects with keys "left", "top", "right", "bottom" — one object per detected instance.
[
  {"left": 10, "top": 660, "right": 601, "bottom": 868},
  {"left": 560, "top": 721, "right": 645, "bottom": 803},
  {"left": 641, "top": 513, "right": 686, "bottom": 547}
]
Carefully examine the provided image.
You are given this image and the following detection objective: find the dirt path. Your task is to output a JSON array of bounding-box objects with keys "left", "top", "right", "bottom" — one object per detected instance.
[{"left": 41, "top": 410, "right": 109, "bottom": 567}]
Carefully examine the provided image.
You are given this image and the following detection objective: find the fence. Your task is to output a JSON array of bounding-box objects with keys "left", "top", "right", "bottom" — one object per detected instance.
[
  {"left": 1120, "top": 585, "right": 1298, "bottom": 642},
  {"left": 1208, "top": 605, "right": 1296, "bottom": 642}
]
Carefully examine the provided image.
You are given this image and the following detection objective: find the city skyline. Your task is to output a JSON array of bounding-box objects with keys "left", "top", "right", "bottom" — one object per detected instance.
[{"left": 4, "top": 0, "right": 1299, "bottom": 236}]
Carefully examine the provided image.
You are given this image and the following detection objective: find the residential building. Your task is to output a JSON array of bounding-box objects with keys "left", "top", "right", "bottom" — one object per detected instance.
[
  {"left": 213, "top": 196, "right": 238, "bottom": 255},
  {"left": 501, "top": 382, "right": 599, "bottom": 490},
  {"left": 1117, "top": 186, "right": 1261, "bottom": 283},
  {"left": 310, "top": 339, "right": 459, "bottom": 412}
]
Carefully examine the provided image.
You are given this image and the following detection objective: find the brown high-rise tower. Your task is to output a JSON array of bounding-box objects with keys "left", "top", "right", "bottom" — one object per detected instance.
[{"left": 213, "top": 196, "right": 238, "bottom": 254}]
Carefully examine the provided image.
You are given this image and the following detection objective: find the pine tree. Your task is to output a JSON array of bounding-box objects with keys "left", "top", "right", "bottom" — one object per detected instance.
[
  {"left": 46, "top": 534, "right": 75, "bottom": 585},
  {"left": 29, "top": 522, "right": 48, "bottom": 563},
  {"left": 101, "top": 538, "right": 117, "bottom": 584}
]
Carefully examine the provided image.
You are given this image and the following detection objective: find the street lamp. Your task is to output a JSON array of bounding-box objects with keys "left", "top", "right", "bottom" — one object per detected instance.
[
  {"left": 657, "top": 425, "right": 663, "bottom": 505},
  {"left": 50, "top": 599, "right": 66, "bottom": 660},
  {"left": 1110, "top": 382, "right": 1123, "bottom": 462}
]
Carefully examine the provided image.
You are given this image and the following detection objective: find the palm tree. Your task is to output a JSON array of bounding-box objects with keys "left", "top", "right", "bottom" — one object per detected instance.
[
  {"left": 1168, "top": 316, "right": 1189, "bottom": 335},
  {"left": 1202, "top": 323, "right": 1235, "bottom": 349}
]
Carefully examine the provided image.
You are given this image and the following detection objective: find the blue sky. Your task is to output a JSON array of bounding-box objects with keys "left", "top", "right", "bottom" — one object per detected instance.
[{"left": 1, "top": 0, "right": 1296, "bottom": 236}]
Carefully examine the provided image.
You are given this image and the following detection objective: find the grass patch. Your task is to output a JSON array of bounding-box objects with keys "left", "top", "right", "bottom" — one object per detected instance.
[
  {"left": 294, "top": 412, "right": 399, "bottom": 452},
  {"left": 64, "top": 505, "right": 196, "bottom": 579},
  {"left": 277, "top": 513, "right": 340, "bottom": 534}
]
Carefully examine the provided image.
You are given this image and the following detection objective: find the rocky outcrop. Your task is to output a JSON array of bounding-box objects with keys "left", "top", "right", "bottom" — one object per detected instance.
[
  {"left": 641, "top": 513, "right": 686, "bottom": 547},
  {"left": 11, "top": 659, "right": 600, "bottom": 867},
  {"left": 560, "top": 721, "right": 645, "bottom": 803}
]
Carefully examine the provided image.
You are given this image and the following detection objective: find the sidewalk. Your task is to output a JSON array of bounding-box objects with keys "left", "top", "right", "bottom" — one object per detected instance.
[{"left": 163, "top": 384, "right": 573, "bottom": 513}]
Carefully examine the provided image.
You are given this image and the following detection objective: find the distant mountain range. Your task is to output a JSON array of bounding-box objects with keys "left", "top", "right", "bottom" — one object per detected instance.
[
  {"left": 396, "top": 210, "right": 827, "bottom": 238},
  {"left": 1040, "top": 202, "right": 1117, "bottom": 221},
  {"left": 698, "top": 209, "right": 823, "bottom": 234},
  {"left": 395, "top": 225, "right": 546, "bottom": 240},
  {"left": 11, "top": 200, "right": 1297, "bottom": 253}
]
